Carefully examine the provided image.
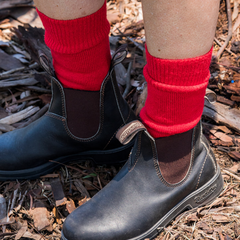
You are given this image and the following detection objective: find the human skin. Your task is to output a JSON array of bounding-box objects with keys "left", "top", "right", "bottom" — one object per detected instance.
[
  {"left": 34, "top": 0, "right": 105, "bottom": 19},
  {"left": 34, "top": 0, "right": 220, "bottom": 59},
  {"left": 141, "top": 0, "right": 220, "bottom": 59}
]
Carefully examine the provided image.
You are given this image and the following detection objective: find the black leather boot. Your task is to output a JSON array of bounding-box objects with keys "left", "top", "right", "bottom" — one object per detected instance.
[
  {"left": 61, "top": 120, "right": 223, "bottom": 240},
  {"left": 0, "top": 49, "right": 136, "bottom": 181}
]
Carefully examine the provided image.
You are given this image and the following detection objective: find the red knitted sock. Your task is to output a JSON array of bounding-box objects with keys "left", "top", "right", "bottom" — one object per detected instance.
[
  {"left": 140, "top": 47, "right": 212, "bottom": 138},
  {"left": 36, "top": 2, "right": 111, "bottom": 91}
]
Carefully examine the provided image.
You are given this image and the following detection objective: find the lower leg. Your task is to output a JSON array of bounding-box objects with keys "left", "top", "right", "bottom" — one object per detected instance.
[
  {"left": 141, "top": 0, "right": 220, "bottom": 183},
  {"left": 35, "top": 0, "right": 110, "bottom": 137},
  {"left": 34, "top": 0, "right": 105, "bottom": 20},
  {"left": 142, "top": 0, "right": 219, "bottom": 59}
]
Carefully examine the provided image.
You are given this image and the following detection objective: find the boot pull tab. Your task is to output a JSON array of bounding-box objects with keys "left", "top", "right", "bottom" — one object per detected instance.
[
  {"left": 38, "top": 50, "right": 55, "bottom": 77},
  {"left": 116, "top": 120, "right": 146, "bottom": 145},
  {"left": 111, "top": 44, "right": 128, "bottom": 68},
  {"left": 205, "top": 88, "right": 217, "bottom": 104}
]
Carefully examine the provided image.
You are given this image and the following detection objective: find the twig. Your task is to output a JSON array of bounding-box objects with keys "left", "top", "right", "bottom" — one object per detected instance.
[
  {"left": 8, "top": 188, "right": 18, "bottom": 216},
  {"left": 97, "top": 175, "right": 103, "bottom": 190},
  {"left": 222, "top": 169, "right": 240, "bottom": 181},
  {"left": 189, "top": 221, "right": 197, "bottom": 240},
  {"left": 0, "top": 62, "right": 38, "bottom": 80},
  {"left": 233, "top": 14, "right": 240, "bottom": 32},
  {"left": 169, "top": 232, "right": 181, "bottom": 240},
  {"left": 0, "top": 67, "right": 25, "bottom": 79},
  {"left": 15, "top": 190, "right": 28, "bottom": 212},
  {"left": 17, "top": 103, "right": 49, "bottom": 128},
  {"left": 219, "top": 183, "right": 237, "bottom": 197},
  {"left": 117, "top": 28, "right": 145, "bottom": 52},
  {"left": 214, "top": 38, "right": 236, "bottom": 57},
  {"left": 0, "top": 106, "right": 40, "bottom": 125},
  {"left": 216, "top": 0, "right": 232, "bottom": 59}
]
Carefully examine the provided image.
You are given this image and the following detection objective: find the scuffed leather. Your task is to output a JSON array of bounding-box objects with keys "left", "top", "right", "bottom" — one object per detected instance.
[
  {"left": 0, "top": 69, "right": 136, "bottom": 171},
  {"left": 62, "top": 122, "right": 222, "bottom": 240}
]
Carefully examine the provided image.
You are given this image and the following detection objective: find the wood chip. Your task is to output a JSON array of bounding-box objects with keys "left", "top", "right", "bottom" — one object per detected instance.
[
  {"left": 0, "top": 106, "right": 40, "bottom": 124},
  {"left": 66, "top": 199, "right": 76, "bottom": 214},
  {"left": 0, "top": 123, "right": 15, "bottom": 132},
  {"left": 15, "top": 220, "right": 27, "bottom": 240},
  {"left": 0, "top": 0, "right": 33, "bottom": 10},
  {"left": 74, "top": 179, "right": 90, "bottom": 198},
  {"left": 203, "top": 100, "right": 240, "bottom": 133},
  {"left": 0, "top": 78, "right": 38, "bottom": 88},
  {"left": 212, "top": 214, "right": 230, "bottom": 222},
  {"left": 212, "top": 131, "right": 233, "bottom": 143},
  {"left": 228, "top": 151, "right": 240, "bottom": 161},
  {"left": 22, "top": 231, "right": 42, "bottom": 240},
  {"left": 0, "top": 194, "right": 6, "bottom": 223},
  {"left": 50, "top": 178, "right": 67, "bottom": 207},
  {"left": 217, "top": 95, "right": 235, "bottom": 106},
  {"left": 231, "top": 95, "right": 240, "bottom": 102},
  {"left": 0, "top": 49, "right": 23, "bottom": 71},
  {"left": 222, "top": 169, "right": 240, "bottom": 181}
]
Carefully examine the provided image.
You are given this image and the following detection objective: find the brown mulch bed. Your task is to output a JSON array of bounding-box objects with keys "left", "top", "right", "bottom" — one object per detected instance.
[{"left": 1, "top": 0, "right": 240, "bottom": 239}]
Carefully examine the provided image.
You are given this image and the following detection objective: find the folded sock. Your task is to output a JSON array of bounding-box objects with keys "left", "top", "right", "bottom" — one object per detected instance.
[
  {"left": 37, "top": 2, "right": 111, "bottom": 91},
  {"left": 140, "top": 47, "right": 212, "bottom": 138}
]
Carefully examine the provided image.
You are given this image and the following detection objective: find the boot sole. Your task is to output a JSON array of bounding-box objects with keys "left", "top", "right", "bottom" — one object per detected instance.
[
  {"left": 0, "top": 142, "right": 133, "bottom": 181},
  {"left": 61, "top": 165, "right": 223, "bottom": 240}
]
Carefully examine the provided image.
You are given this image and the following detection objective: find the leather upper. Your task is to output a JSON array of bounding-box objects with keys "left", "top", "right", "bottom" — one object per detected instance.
[
  {"left": 62, "top": 122, "right": 220, "bottom": 240},
  {"left": 0, "top": 66, "right": 136, "bottom": 170}
]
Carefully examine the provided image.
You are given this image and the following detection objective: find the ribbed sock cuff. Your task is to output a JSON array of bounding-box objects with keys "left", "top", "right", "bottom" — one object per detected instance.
[
  {"left": 36, "top": 3, "right": 110, "bottom": 54},
  {"left": 37, "top": 2, "right": 111, "bottom": 91},
  {"left": 140, "top": 47, "right": 212, "bottom": 138}
]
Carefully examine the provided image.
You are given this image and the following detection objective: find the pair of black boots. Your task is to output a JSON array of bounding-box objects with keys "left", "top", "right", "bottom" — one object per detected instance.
[{"left": 0, "top": 50, "right": 223, "bottom": 240}]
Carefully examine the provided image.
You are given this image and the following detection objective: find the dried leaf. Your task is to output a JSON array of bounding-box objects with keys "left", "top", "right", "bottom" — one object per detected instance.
[
  {"left": 78, "top": 197, "right": 90, "bottom": 207},
  {"left": 66, "top": 199, "right": 76, "bottom": 214},
  {"left": 30, "top": 201, "right": 51, "bottom": 231},
  {"left": 217, "top": 125, "right": 232, "bottom": 134},
  {"left": 228, "top": 163, "right": 240, "bottom": 173},
  {"left": 228, "top": 151, "right": 240, "bottom": 161},
  {"left": 15, "top": 221, "right": 27, "bottom": 240},
  {"left": 212, "top": 214, "right": 230, "bottom": 222},
  {"left": 22, "top": 231, "right": 42, "bottom": 240}
]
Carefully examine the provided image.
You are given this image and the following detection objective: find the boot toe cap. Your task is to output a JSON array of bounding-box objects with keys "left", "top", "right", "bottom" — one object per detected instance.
[{"left": 62, "top": 206, "right": 104, "bottom": 240}]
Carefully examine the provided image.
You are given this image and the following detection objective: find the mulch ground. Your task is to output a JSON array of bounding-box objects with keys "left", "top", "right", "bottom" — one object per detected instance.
[{"left": 1, "top": 0, "right": 240, "bottom": 239}]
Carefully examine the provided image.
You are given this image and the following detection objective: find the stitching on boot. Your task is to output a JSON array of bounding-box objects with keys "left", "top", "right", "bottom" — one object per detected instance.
[
  {"left": 187, "top": 125, "right": 197, "bottom": 180},
  {"left": 103, "top": 123, "right": 124, "bottom": 150},
  {"left": 129, "top": 132, "right": 142, "bottom": 172},
  {"left": 46, "top": 112, "right": 65, "bottom": 121},
  {"left": 209, "top": 151, "right": 217, "bottom": 172},
  {"left": 154, "top": 126, "right": 197, "bottom": 188},
  {"left": 103, "top": 109, "right": 132, "bottom": 150},
  {"left": 195, "top": 146, "right": 209, "bottom": 190},
  {"left": 51, "top": 77, "right": 66, "bottom": 118},
  {"left": 111, "top": 75, "right": 125, "bottom": 124},
  {"left": 62, "top": 114, "right": 103, "bottom": 142},
  {"left": 54, "top": 76, "right": 109, "bottom": 142},
  {"left": 201, "top": 137, "right": 217, "bottom": 172},
  {"left": 49, "top": 72, "right": 112, "bottom": 142},
  {"left": 201, "top": 140, "right": 217, "bottom": 173}
]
